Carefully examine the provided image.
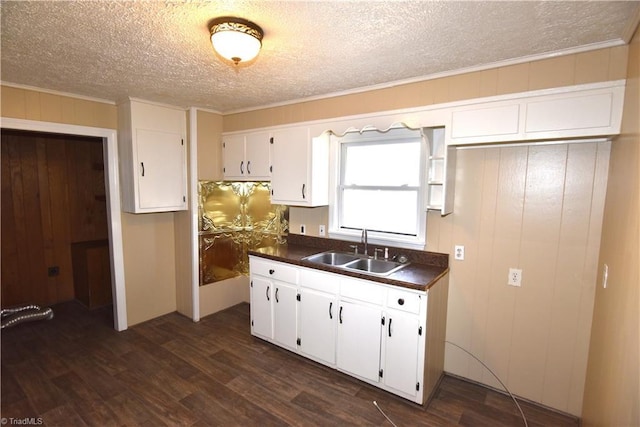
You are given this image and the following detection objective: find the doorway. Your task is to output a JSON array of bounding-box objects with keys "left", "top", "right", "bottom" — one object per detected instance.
[
  {"left": 2, "top": 129, "right": 111, "bottom": 308},
  {"left": 1, "top": 118, "right": 127, "bottom": 330}
]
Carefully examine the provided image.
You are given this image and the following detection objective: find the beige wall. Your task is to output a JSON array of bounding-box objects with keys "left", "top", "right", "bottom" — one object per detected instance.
[
  {"left": 427, "top": 142, "right": 609, "bottom": 415},
  {"left": 1, "top": 85, "right": 117, "bottom": 128},
  {"left": 120, "top": 212, "right": 177, "bottom": 325},
  {"left": 1, "top": 86, "right": 180, "bottom": 326},
  {"left": 582, "top": 29, "right": 640, "bottom": 426},
  {"left": 197, "top": 109, "right": 223, "bottom": 181},
  {"left": 224, "top": 46, "right": 628, "bottom": 132},
  {"left": 215, "top": 45, "right": 631, "bottom": 416}
]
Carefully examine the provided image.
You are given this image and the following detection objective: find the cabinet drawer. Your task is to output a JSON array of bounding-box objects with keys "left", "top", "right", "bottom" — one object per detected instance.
[
  {"left": 250, "top": 258, "right": 298, "bottom": 284},
  {"left": 340, "top": 277, "right": 384, "bottom": 305},
  {"left": 386, "top": 288, "right": 421, "bottom": 314},
  {"left": 300, "top": 268, "right": 338, "bottom": 294}
]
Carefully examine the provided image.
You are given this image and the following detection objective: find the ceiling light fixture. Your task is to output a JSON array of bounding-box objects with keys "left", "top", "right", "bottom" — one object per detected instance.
[{"left": 209, "top": 16, "right": 263, "bottom": 65}]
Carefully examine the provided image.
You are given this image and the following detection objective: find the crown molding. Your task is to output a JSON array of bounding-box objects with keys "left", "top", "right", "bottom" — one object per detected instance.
[{"left": 223, "top": 39, "right": 626, "bottom": 115}]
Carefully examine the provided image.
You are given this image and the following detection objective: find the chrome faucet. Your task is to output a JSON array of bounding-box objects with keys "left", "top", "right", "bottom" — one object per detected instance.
[{"left": 361, "top": 228, "right": 368, "bottom": 256}]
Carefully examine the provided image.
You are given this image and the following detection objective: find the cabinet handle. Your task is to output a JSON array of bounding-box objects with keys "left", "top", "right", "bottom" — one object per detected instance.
[
  {"left": 247, "top": 160, "right": 251, "bottom": 174},
  {"left": 240, "top": 160, "right": 244, "bottom": 174},
  {"left": 266, "top": 286, "right": 270, "bottom": 301},
  {"left": 398, "top": 298, "right": 405, "bottom": 306},
  {"left": 301, "top": 183, "right": 306, "bottom": 199},
  {"left": 275, "top": 287, "right": 279, "bottom": 303},
  {"left": 329, "top": 302, "right": 333, "bottom": 319},
  {"left": 140, "top": 162, "right": 145, "bottom": 177},
  {"left": 269, "top": 269, "right": 275, "bottom": 275},
  {"left": 389, "top": 318, "right": 392, "bottom": 337},
  {"left": 339, "top": 306, "right": 343, "bottom": 324}
]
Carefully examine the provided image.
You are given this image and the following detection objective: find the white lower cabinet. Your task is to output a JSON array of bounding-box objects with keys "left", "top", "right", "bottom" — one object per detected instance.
[
  {"left": 299, "top": 288, "right": 336, "bottom": 365},
  {"left": 382, "top": 309, "right": 421, "bottom": 397},
  {"left": 273, "top": 281, "right": 298, "bottom": 350},
  {"left": 337, "top": 300, "right": 382, "bottom": 383},
  {"left": 250, "top": 275, "right": 273, "bottom": 340},
  {"left": 249, "top": 255, "right": 432, "bottom": 404}
]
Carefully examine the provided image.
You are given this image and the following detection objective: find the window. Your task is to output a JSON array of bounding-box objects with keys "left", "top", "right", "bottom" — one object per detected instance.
[{"left": 329, "top": 126, "right": 426, "bottom": 248}]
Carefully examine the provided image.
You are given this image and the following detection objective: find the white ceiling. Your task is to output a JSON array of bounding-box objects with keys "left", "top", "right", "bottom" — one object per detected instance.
[{"left": 1, "top": 1, "right": 639, "bottom": 113}]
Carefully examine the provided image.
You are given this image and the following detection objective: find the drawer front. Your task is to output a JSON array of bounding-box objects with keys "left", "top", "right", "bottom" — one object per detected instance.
[
  {"left": 250, "top": 258, "right": 298, "bottom": 284},
  {"left": 300, "top": 267, "right": 339, "bottom": 294},
  {"left": 340, "top": 277, "right": 384, "bottom": 305},
  {"left": 386, "top": 288, "right": 421, "bottom": 314}
]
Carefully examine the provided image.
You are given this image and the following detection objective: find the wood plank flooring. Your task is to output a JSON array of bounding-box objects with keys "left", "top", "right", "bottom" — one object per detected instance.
[{"left": 1, "top": 301, "right": 580, "bottom": 426}]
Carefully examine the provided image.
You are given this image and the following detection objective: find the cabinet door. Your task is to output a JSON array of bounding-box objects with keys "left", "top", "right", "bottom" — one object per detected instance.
[
  {"left": 245, "top": 132, "right": 271, "bottom": 179},
  {"left": 382, "top": 310, "right": 421, "bottom": 397},
  {"left": 136, "top": 129, "right": 186, "bottom": 210},
  {"left": 271, "top": 127, "right": 309, "bottom": 204},
  {"left": 299, "top": 288, "right": 337, "bottom": 365},
  {"left": 337, "top": 300, "right": 382, "bottom": 383},
  {"left": 250, "top": 276, "right": 273, "bottom": 340},
  {"left": 223, "top": 134, "right": 246, "bottom": 179},
  {"left": 273, "top": 281, "right": 298, "bottom": 350}
]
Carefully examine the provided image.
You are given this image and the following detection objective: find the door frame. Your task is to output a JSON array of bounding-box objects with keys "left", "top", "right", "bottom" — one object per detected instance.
[{"left": 1, "top": 117, "right": 128, "bottom": 331}]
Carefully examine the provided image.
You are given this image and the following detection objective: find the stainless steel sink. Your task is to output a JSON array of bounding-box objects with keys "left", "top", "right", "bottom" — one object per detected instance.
[
  {"left": 302, "top": 251, "right": 360, "bottom": 266},
  {"left": 343, "top": 257, "right": 408, "bottom": 276},
  {"left": 302, "top": 251, "right": 410, "bottom": 276}
]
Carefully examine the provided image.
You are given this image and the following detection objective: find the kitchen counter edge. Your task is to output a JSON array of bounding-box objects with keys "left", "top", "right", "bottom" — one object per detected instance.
[{"left": 248, "top": 239, "right": 449, "bottom": 292}]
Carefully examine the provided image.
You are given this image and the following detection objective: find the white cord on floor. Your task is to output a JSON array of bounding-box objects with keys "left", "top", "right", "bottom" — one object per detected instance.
[
  {"left": 373, "top": 400, "right": 398, "bottom": 427},
  {"left": 445, "top": 340, "right": 529, "bottom": 427}
]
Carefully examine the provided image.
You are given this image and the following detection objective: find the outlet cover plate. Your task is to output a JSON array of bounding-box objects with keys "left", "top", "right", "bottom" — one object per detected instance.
[
  {"left": 454, "top": 245, "right": 465, "bottom": 260},
  {"left": 508, "top": 268, "right": 522, "bottom": 287}
]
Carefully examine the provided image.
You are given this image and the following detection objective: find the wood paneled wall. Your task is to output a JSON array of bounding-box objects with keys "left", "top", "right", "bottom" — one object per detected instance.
[
  {"left": 1, "top": 130, "right": 108, "bottom": 307},
  {"left": 425, "top": 142, "right": 610, "bottom": 416}
]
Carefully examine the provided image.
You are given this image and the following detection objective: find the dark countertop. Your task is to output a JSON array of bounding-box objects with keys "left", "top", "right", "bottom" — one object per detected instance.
[{"left": 248, "top": 234, "right": 449, "bottom": 292}]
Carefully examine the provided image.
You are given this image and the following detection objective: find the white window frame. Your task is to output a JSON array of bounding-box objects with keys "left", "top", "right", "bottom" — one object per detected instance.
[{"left": 328, "top": 127, "right": 427, "bottom": 250}]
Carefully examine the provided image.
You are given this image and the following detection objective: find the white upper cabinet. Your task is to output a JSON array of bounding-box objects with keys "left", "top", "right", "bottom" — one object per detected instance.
[
  {"left": 222, "top": 131, "right": 271, "bottom": 180},
  {"left": 118, "top": 99, "right": 187, "bottom": 213},
  {"left": 446, "top": 82, "right": 625, "bottom": 145},
  {"left": 270, "top": 127, "right": 329, "bottom": 206}
]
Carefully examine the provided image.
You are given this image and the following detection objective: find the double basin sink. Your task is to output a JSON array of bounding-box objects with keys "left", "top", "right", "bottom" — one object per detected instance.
[{"left": 302, "top": 250, "right": 410, "bottom": 277}]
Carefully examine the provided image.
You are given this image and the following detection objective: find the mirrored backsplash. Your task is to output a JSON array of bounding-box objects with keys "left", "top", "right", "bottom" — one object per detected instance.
[{"left": 198, "top": 181, "right": 288, "bottom": 285}]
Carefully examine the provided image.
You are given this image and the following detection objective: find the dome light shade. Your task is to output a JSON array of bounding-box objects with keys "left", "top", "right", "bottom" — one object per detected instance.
[{"left": 210, "top": 17, "right": 263, "bottom": 65}]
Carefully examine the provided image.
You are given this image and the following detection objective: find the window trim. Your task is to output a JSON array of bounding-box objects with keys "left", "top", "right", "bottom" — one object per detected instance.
[{"left": 328, "top": 128, "right": 427, "bottom": 250}]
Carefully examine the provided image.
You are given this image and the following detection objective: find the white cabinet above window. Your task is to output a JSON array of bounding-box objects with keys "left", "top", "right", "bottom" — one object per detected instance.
[{"left": 446, "top": 82, "right": 625, "bottom": 145}]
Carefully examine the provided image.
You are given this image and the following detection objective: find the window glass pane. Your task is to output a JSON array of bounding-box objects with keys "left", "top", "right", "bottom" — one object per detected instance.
[
  {"left": 343, "top": 142, "right": 420, "bottom": 186},
  {"left": 341, "top": 189, "right": 418, "bottom": 236}
]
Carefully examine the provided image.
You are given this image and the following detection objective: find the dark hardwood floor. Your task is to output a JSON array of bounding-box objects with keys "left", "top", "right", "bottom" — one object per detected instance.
[{"left": 1, "top": 301, "right": 579, "bottom": 426}]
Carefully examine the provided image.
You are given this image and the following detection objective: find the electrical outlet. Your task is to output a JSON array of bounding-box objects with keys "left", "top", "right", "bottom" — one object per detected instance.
[
  {"left": 300, "top": 224, "right": 306, "bottom": 235},
  {"left": 508, "top": 268, "right": 522, "bottom": 287},
  {"left": 454, "top": 245, "right": 465, "bottom": 261},
  {"left": 319, "top": 224, "right": 326, "bottom": 236}
]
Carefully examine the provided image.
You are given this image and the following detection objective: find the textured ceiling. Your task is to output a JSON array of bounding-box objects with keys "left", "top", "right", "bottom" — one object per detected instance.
[{"left": 1, "top": 1, "right": 639, "bottom": 113}]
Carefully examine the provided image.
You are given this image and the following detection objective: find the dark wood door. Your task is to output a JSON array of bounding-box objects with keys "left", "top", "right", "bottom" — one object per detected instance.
[{"left": 1, "top": 129, "right": 108, "bottom": 308}]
